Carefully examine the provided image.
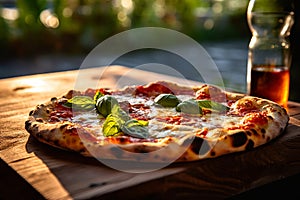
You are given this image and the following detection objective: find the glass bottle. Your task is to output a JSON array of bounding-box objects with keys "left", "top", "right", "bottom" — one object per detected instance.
[{"left": 246, "top": 0, "right": 294, "bottom": 107}]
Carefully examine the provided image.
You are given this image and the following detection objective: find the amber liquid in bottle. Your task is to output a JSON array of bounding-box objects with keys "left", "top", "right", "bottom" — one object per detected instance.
[{"left": 250, "top": 65, "right": 290, "bottom": 107}]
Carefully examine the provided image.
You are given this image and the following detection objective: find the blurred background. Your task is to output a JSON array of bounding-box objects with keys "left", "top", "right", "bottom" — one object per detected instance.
[{"left": 0, "top": 0, "right": 299, "bottom": 101}]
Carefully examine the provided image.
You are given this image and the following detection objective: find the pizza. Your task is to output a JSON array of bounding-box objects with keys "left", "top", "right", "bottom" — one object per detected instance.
[{"left": 25, "top": 81, "right": 289, "bottom": 163}]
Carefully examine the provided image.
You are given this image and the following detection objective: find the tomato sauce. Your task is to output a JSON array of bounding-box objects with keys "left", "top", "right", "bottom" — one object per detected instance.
[
  {"left": 135, "top": 83, "right": 174, "bottom": 97},
  {"left": 244, "top": 112, "right": 268, "bottom": 126},
  {"left": 127, "top": 103, "right": 151, "bottom": 121},
  {"left": 196, "top": 85, "right": 227, "bottom": 103},
  {"left": 84, "top": 88, "right": 111, "bottom": 97},
  {"left": 105, "top": 136, "right": 157, "bottom": 144},
  {"left": 195, "top": 127, "right": 208, "bottom": 137},
  {"left": 49, "top": 103, "right": 73, "bottom": 122},
  {"left": 156, "top": 116, "right": 191, "bottom": 125}
]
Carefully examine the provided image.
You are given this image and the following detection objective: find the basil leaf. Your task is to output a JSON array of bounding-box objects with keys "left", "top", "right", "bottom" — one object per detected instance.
[
  {"left": 111, "top": 105, "right": 131, "bottom": 122},
  {"left": 96, "top": 95, "right": 119, "bottom": 117},
  {"left": 154, "top": 94, "right": 180, "bottom": 107},
  {"left": 176, "top": 99, "right": 202, "bottom": 114},
  {"left": 93, "top": 91, "right": 104, "bottom": 103},
  {"left": 102, "top": 105, "right": 132, "bottom": 137},
  {"left": 64, "top": 96, "right": 95, "bottom": 110},
  {"left": 101, "top": 100, "right": 149, "bottom": 138},
  {"left": 121, "top": 119, "right": 149, "bottom": 139},
  {"left": 136, "top": 120, "right": 149, "bottom": 126},
  {"left": 196, "top": 100, "right": 229, "bottom": 112},
  {"left": 102, "top": 114, "right": 122, "bottom": 137}
]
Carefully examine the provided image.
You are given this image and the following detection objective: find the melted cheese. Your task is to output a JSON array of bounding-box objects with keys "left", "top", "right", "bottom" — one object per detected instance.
[
  {"left": 69, "top": 94, "right": 243, "bottom": 140},
  {"left": 148, "top": 106, "right": 243, "bottom": 139}
]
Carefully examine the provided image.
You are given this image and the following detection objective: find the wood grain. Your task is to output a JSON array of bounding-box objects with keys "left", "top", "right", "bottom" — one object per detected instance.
[{"left": 0, "top": 66, "right": 299, "bottom": 200}]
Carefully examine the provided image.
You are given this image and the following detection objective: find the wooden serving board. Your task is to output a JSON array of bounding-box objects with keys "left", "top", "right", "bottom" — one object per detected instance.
[{"left": 0, "top": 65, "right": 300, "bottom": 200}]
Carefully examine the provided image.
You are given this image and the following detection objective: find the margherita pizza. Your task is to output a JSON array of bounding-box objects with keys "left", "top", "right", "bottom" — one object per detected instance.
[{"left": 25, "top": 81, "right": 289, "bottom": 162}]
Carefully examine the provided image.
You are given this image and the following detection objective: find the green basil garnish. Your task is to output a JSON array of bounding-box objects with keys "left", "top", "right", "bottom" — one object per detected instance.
[
  {"left": 102, "top": 114, "right": 122, "bottom": 137},
  {"left": 64, "top": 96, "right": 95, "bottom": 110},
  {"left": 93, "top": 91, "right": 104, "bottom": 103},
  {"left": 121, "top": 119, "right": 149, "bottom": 139},
  {"left": 102, "top": 105, "right": 149, "bottom": 138},
  {"left": 176, "top": 99, "right": 229, "bottom": 114},
  {"left": 63, "top": 93, "right": 151, "bottom": 138},
  {"left": 136, "top": 120, "right": 149, "bottom": 126},
  {"left": 95, "top": 95, "right": 119, "bottom": 117},
  {"left": 154, "top": 94, "right": 180, "bottom": 107},
  {"left": 176, "top": 99, "right": 202, "bottom": 114},
  {"left": 196, "top": 100, "right": 229, "bottom": 112},
  {"left": 110, "top": 105, "right": 131, "bottom": 122}
]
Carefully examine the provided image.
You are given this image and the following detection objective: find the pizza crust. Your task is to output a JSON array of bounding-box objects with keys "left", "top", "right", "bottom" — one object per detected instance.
[{"left": 25, "top": 81, "right": 289, "bottom": 163}]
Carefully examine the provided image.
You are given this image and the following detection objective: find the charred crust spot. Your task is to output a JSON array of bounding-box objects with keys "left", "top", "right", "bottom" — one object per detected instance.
[
  {"left": 36, "top": 118, "right": 43, "bottom": 122},
  {"left": 210, "top": 151, "right": 216, "bottom": 157},
  {"left": 190, "top": 137, "right": 210, "bottom": 156},
  {"left": 180, "top": 154, "right": 188, "bottom": 161},
  {"left": 245, "top": 139, "right": 254, "bottom": 150},
  {"left": 280, "top": 127, "right": 284, "bottom": 133},
  {"left": 29, "top": 110, "right": 34, "bottom": 116},
  {"left": 267, "top": 116, "right": 274, "bottom": 120},
  {"left": 50, "top": 128, "right": 56, "bottom": 133},
  {"left": 118, "top": 137, "right": 127, "bottom": 144},
  {"left": 133, "top": 146, "right": 148, "bottom": 153},
  {"left": 230, "top": 131, "right": 248, "bottom": 147},
  {"left": 51, "top": 97, "right": 57, "bottom": 101},
  {"left": 39, "top": 130, "right": 48, "bottom": 135},
  {"left": 60, "top": 124, "right": 68, "bottom": 130},
  {"left": 246, "top": 131, "right": 252, "bottom": 136},
  {"left": 79, "top": 148, "right": 86, "bottom": 153},
  {"left": 64, "top": 90, "right": 81, "bottom": 99},
  {"left": 283, "top": 109, "right": 287, "bottom": 115},
  {"left": 266, "top": 136, "right": 271, "bottom": 142},
  {"left": 46, "top": 109, "right": 50, "bottom": 114},
  {"left": 251, "top": 129, "right": 259, "bottom": 136},
  {"left": 277, "top": 111, "right": 282, "bottom": 116},
  {"left": 261, "top": 128, "right": 266, "bottom": 134},
  {"left": 25, "top": 120, "right": 32, "bottom": 130}
]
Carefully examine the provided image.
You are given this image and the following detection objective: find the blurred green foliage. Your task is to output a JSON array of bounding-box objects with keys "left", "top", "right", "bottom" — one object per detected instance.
[{"left": 0, "top": 0, "right": 250, "bottom": 59}]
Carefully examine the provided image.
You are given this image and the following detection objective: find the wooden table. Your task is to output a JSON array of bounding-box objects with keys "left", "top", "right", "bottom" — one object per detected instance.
[{"left": 1, "top": 65, "right": 300, "bottom": 200}]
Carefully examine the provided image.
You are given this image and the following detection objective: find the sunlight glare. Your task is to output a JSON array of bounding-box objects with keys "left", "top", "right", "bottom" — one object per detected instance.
[
  {"left": 40, "top": 9, "right": 59, "bottom": 28},
  {"left": 15, "top": 78, "right": 48, "bottom": 93},
  {"left": 1, "top": 8, "right": 19, "bottom": 21}
]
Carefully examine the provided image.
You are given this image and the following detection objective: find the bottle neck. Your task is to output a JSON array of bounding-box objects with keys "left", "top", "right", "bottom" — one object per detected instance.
[
  {"left": 248, "top": 12, "right": 294, "bottom": 38},
  {"left": 252, "top": 30, "right": 289, "bottom": 38},
  {"left": 249, "top": 35, "right": 290, "bottom": 49}
]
